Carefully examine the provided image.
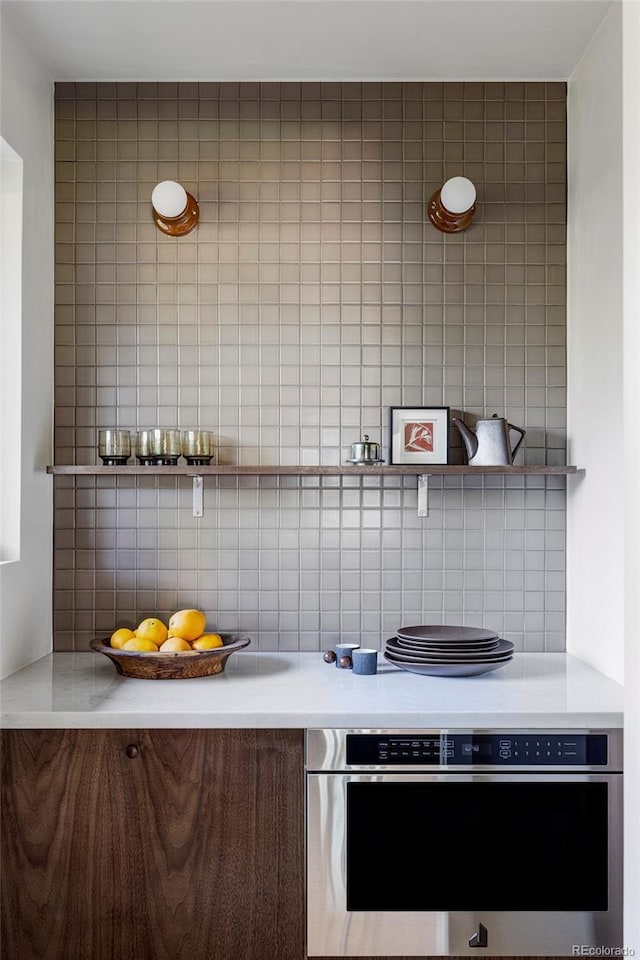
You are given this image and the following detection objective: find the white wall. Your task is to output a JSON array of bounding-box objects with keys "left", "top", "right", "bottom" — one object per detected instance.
[
  {"left": 0, "top": 138, "right": 23, "bottom": 562},
  {"left": 566, "top": 4, "right": 624, "bottom": 683},
  {"left": 622, "top": 0, "right": 640, "bottom": 949},
  {"left": 568, "top": 3, "right": 639, "bottom": 946},
  {"left": 0, "top": 13, "right": 55, "bottom": 678}
]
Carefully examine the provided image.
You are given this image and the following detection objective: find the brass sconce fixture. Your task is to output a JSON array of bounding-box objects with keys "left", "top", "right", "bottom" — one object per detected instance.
[
  {"left": 151, "top": 180, "right": 199, "bottom": 236},
  {"left": 427, "top": 176, "right": 477, "bottom": 233}
]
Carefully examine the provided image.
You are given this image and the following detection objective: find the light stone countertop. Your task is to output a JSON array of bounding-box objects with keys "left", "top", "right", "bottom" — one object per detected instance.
[{"left": 0, "top": 651, "right": 623, "bottom": 729}]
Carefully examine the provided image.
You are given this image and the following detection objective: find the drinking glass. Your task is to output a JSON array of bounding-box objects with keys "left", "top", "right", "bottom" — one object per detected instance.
[
  {"left": 181, "top": 429, "right": 215, "bottom": 465},
  {"left": 98, "top": 429, "right": 131, "bottom": 466},
  {"left": 136, "top": 428, "right": 181, "bottom": 465},
  {"left": 156, "top": 429, "right": 181, "bottom": 465},
  {"left": 136, "top": 429, "right": 154, "bottom": 465}
]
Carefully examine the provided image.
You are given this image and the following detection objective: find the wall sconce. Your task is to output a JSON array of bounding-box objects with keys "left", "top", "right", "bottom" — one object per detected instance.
[
  {"left": 427, "top": 176, "right": 477, "bottom": 233},
  {"left": 151, "top": 180, "right": 199, "bottom": 237}
]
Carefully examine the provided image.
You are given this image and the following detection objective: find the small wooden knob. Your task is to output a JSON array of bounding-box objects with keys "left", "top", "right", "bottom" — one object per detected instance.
[
  {"left": 338, "top": 655, "right": 352, "bottom": 669},
  {"left": 323, "top": 650, "right": 337, "bottom": 664},
  {"left": 125, "top": 744, "right": 139, "bottom": 759}
]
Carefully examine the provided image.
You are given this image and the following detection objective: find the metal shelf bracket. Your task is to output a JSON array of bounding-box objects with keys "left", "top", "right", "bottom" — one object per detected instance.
[
  {"left": 192, "top": 475, "right": 204, "bottom": 518},
  {"left": 417, "top": 474, "right": 430, "bottom": 518}
]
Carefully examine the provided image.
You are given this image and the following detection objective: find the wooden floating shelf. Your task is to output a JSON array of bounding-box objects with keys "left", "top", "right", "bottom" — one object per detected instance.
[
  {"left": 46, "top": 464, "right": 582, "bottom": 518},
  {"left": 47, "top": 464, "right": 581, "bottom": 477}
]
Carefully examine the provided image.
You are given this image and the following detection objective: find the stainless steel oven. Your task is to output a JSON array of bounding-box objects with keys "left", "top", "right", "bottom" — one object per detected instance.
[{"left": 306, "top": 728, "right": 623, "bottom": 957}]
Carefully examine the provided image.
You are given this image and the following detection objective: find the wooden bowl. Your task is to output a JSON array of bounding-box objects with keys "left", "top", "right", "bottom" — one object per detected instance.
[{"left": 90, "top": 634, "right": 251, "bottom": 679}]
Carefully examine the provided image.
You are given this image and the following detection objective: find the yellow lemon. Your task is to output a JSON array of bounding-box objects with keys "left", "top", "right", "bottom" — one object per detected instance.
[
  {"left": 110, "top": 627, "right": 136, "bottom": 649},
  {"left": 168, "top": 609, "right": 207, "bottom": 642},
  {"left": 193, "top": 633, "right": 224, "bottom": 651},
  {"left": 159, "top": 637, "right": 192, "bottom": 653},
  {"left": 122, "top": 637, "right": 159, "bottom": 653},
  {"left": 135, "top": 618, "right": 168, "bottom": 646}
]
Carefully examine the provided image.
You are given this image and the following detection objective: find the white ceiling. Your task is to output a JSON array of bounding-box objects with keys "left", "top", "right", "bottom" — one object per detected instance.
[{"left": 2, "top": 0, "right": 614, "bottom": 81}]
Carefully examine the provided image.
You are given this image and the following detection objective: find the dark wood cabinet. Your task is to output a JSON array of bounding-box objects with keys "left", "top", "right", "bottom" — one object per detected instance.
[
  {"left": 1, "top": 728, "right": 564, "bottom": 960},
  {"left": 1, "top": 728, "right": 304, "bottom": 960}
]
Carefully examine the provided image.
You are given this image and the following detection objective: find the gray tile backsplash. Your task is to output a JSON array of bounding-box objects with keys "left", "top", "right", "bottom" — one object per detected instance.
[{"left": 53, "top": 82, "right": 567, "bottom": 652}]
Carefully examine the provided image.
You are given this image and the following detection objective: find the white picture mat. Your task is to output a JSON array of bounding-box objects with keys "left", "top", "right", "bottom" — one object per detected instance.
[{"left": 390, "top": 407, "right": 449, "bottom": 464}]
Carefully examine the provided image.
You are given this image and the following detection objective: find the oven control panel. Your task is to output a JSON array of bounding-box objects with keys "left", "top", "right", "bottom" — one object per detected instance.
[{"left": 345, "top": 733, "right": 608, "bottom": 766}]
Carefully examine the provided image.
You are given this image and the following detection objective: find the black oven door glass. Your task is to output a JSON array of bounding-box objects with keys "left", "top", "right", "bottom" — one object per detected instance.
[{"left": 346, "top": 780, "right": 609, "bottom": 911}]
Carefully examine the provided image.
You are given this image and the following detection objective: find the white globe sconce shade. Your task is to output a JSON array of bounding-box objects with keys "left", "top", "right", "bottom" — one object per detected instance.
[
  {"left": 427, "top": 176, "right": 477, "bottom": 233},
  {"left": 151, "top": 180, "right": 199, "bottom": 236}
]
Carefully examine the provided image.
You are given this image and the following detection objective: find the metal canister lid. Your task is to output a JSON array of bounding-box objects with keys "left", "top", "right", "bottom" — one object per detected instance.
[{"left": 349, "top": 435, "right": 382, "bottom": 463}]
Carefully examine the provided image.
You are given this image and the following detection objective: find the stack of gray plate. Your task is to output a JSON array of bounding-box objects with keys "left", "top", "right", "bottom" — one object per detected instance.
[{"left": 384, "top": 625, "right": 514, "bottom": 678}]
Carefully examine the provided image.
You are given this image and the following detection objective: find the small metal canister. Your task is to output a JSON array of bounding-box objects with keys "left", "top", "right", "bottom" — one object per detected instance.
[{"left": 347, "top": 435, "right": 383, "bottom": 464}]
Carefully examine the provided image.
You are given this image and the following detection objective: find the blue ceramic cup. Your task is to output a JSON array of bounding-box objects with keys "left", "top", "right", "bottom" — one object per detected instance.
[
  {"left": 334, "top": 643, "right": 360, "bottom": 667},
  {"left": 351, "top": 647, "right": 378, "bottom": 675}
]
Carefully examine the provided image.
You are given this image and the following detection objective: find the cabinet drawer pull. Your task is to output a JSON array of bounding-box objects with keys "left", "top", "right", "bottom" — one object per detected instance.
[{"left": 125, "top": 744, "right": 139, "bottom": 759}]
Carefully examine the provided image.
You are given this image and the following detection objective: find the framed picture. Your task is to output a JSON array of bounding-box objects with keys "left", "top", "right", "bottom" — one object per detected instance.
[{"left": 389, "top": 406, "right": 450, "bottom": 465}]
